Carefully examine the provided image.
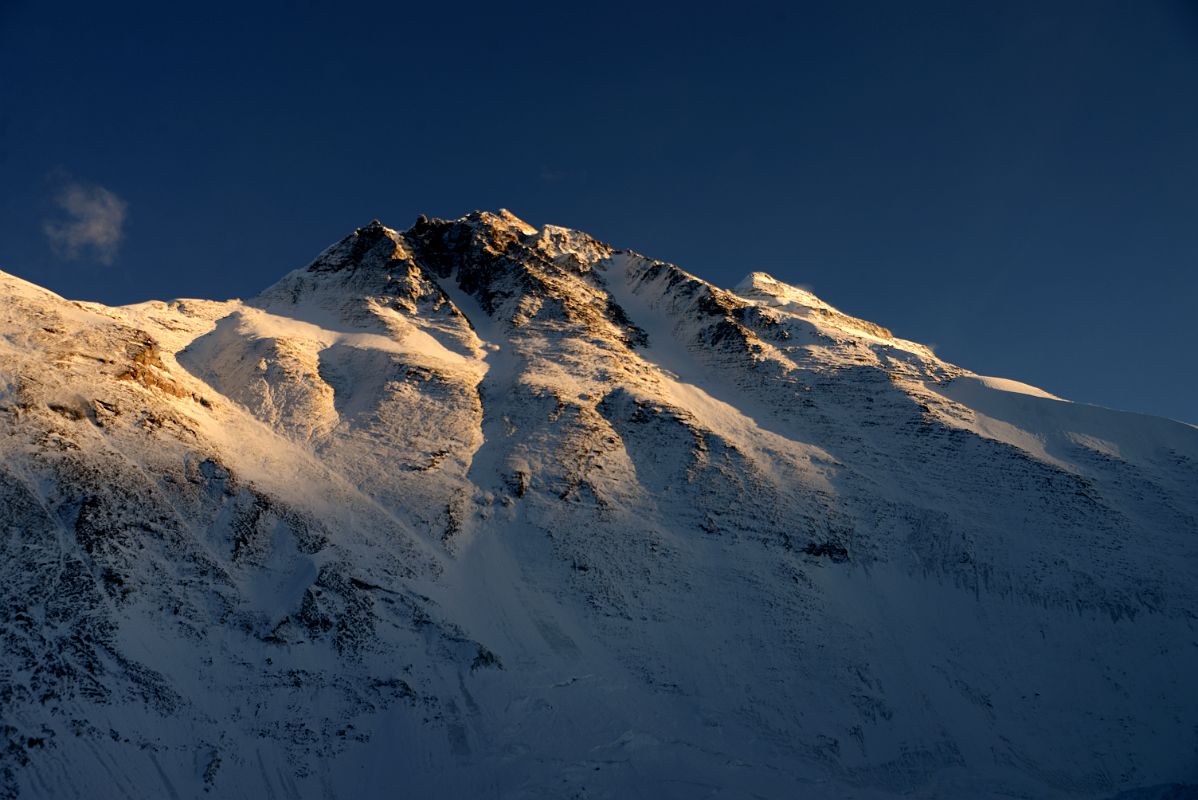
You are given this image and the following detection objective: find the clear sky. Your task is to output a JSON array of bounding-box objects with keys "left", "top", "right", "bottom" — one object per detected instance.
[{"left": 2, "top": 1, "right": 1195, "bottom": 422}]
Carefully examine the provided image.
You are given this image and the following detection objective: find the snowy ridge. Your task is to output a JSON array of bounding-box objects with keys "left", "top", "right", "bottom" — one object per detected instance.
[{"left": 0, "top": 211, "right": 1195, "bottom": 799}]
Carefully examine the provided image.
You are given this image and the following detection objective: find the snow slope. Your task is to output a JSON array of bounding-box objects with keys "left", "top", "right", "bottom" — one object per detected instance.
[{"left": 0, "top": 211, "right": 1195, "bottom": 799}]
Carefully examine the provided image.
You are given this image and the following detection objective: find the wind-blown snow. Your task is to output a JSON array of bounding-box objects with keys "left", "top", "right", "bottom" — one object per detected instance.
[{"left": 968, "top": 374, "right": 1064, "bottom": 400}]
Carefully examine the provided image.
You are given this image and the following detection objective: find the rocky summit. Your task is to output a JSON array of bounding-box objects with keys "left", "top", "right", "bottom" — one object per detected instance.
[{"left": 1, "top": 210, "right": 1195, "bottom": 798}]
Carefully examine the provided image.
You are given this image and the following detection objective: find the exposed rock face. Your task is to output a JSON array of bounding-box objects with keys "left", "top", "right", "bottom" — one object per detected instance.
[{"left": 0, "top": 210, "right": 1195, "bottom": 799}]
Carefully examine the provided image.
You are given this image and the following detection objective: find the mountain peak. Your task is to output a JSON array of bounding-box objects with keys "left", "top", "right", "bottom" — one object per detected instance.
[
  {"left": 735, "top": 270, "right": 782, "bottom": 290},
  {"left": 410, "top": 209, "right": 538, "bottom": 239},
  {"left": 735, "top": 270, "right": 827, "bottom": 309},
  {"left": 303, "top": 218, "right": 404, "bottom": 275},
  {"left": 494, "top": 208, "right": 538, "bottom": 235},
  {"left": 733, "top": 269, "right": 901, "bottom": 343},
  {"left": 1, "top": 211, "right": 1196, "bottom": 799}
]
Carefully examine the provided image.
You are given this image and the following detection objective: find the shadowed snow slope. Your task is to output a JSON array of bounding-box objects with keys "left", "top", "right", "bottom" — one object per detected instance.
[{"left": 1, "top": 211, "right": 1195, "bottom": 799}]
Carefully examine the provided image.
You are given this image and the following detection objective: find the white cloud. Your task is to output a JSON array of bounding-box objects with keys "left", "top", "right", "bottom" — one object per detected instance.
[{"left": 43, "top": 181, "right": 128, "bottom": 265}]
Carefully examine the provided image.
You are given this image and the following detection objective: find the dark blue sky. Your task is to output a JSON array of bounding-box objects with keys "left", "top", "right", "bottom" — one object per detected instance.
[{"left": 2, "top": 1, "right": 1196, "bottom": 422}]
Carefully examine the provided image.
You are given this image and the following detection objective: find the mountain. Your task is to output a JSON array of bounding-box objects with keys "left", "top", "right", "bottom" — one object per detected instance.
[{"left": 1, "top": 210, "right": 1195, "bottom": 799}]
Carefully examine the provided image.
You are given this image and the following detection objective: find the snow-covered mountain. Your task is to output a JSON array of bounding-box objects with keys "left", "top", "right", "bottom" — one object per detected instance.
[{"left": 1, "top": 210, "right": 1194, "bottom": 799}]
